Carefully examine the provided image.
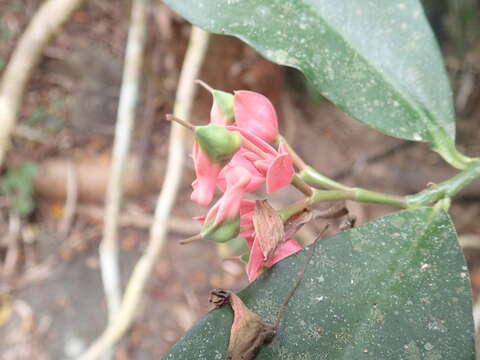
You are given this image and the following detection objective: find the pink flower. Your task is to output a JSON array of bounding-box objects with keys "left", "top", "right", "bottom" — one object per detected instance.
[
  {"left": 203, "top": 167, "right": 252, "bottom": 228},
  {"left": 254, "top": 143, "right": 294, "bottom": 193},
  {"left": 246, "top": 236, "right": 302, "bottom": 281},
  {"left": 234, "top": 91, "right": 279, "bottom": 143},
  {"left": 226, "top": 126, "right": 294, "bottom": 193},
  {"left": 217, "top": 150, "right": 265, "bottom": 193},
  {"left": 190, "top": 142, "right": 222, "bottom": 206}
]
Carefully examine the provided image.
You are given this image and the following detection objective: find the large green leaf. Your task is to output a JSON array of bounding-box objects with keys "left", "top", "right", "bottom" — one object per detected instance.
[
  {"left": 165, "top": 0, "right": 455, "bottom": 144},
  {"left": 164, "top": 208, "right": 474, "bottom": 359}
]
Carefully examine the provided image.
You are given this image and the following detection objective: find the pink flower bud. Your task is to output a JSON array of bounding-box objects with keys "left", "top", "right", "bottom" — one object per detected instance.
[
  {"left": 191, "top": 142, "right": 222, "bottom": 206},
  {"left": 200, "top": 167, "right": 252, "bottom": 242},
  {"left": 210, "top": 167, "right": 251, "bottom": 226},
  {"left": 234, "top": 91, "right": 279, "bottom": 143}
]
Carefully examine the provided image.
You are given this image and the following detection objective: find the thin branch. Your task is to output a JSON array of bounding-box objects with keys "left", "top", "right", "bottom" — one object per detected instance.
[
  {"left": 78, "top": 26, "right": 210, "bottom": 360},
  {"left": 59, "top": 159, "right": 78, "bottom": 237},
  {"left": 0, "top": 0, "right": 86, "bottom": 168},
  {"left": 76, "top": 204, "right": 201, "bottom": 234},
  {"left": 99, "top": 0, "right": 150, "bottom": 334}
]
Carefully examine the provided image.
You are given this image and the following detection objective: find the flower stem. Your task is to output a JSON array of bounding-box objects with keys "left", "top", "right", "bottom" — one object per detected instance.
[
  {"left": 300, "top": 166, "right": 351, "bottom": 191},
  {"left": 195, "top": 79, "right": 214, "bottom": 93},
  {"left": 179, "top": 233, "right": 203, "bottom": 245},
  {"left": 279, "top": 136, "right": 307, "bottom": 170},
  {"left": 291, "top": 174, "right": 313, "bottom": 196},
  {"left": 166, "top": 114, "right": 196, "bottom": 131},
  {"left": 240, "top": 137, "right": 269, "bottom": 158},
  {"left": 299, "top": 167, "right": 409, "bottom": 207}
]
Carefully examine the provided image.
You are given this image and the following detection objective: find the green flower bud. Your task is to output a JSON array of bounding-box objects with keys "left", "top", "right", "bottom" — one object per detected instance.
[
  {"left": 213, "top": 90, "right": 234, "bottom": 122},
  {"left": 195, "top": 124, "right": 242, "bottom": 163},
  {"left": 201, "top": 215, "right": 240, "bottom": 243}
]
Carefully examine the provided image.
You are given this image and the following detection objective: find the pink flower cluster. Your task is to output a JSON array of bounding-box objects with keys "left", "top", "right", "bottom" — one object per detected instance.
[{"left": 191, "top": 89, "right": 302, "bottom": 281}]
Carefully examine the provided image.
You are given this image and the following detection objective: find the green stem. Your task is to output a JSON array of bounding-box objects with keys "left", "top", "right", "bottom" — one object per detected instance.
[
  {"left": 431, "top": 129, "right": 477, "bottom": 170},
  {"left": 279, "top": 188, "right": 408, "bottom": 221},
  {"left": 279, "top": 198, "right": 310, "bottom": 221},
  {"left": 300, "top": 166, "right": 351, "bottom": 191},
  {"left": 311, "top": 189, "right": 408, "bottom": 208},
  {"left": 291, "top": 174, "right": 313, "bottom": 196},
  {"left": 300, "top": 166, "right": 407, "bottom": 206},
  {"left": 407, "top": 160, "right": 480, "bottom": 206},
  {"left": 298, "top": 159, "right": 480, "bottom": 210}
]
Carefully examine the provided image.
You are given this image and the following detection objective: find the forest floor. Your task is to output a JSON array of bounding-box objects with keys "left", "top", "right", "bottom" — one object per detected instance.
[{"left": 1, "top": 1, "right": 480, "bottom": 359}]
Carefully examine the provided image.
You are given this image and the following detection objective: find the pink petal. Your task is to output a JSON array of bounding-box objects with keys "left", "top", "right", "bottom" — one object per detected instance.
[
  {"left": 234, "top": 91, "right": 279, "bottom": 143},
  {"left": 253, "top": 159, "right": 270, "bottom": 175},
  {"left": 247, "top": 237, "right": 302, "bottom": 281},
  {"left": 265, "top": 239, "right": 302, "bottom": 267},
  {"left": 246, "top": 237, "right": 266, "bottom": 281},
  {"left": 191, "top": 143, "right": 222, "bottom": 206},
  {"left": 213, "top": 167, "right": 251, "bottom": 226},
  {"left": 239, "top": 199, "right": 256, "bottom": 215},
  {"left": 266, "top": 152, "right": 294, "bottom": 193},
  {"left": 218, "top": 151, "right": 265, "bottom": 192}
]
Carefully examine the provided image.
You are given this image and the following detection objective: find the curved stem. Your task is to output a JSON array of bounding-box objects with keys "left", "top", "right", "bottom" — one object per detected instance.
[
  {"left": 300, "top": 166, "right": 351, "bottom": 191},
  {"left": 291, "top": 174, "right": 313, "bottom": 197},
  {"left": 407, "top": 160, "right": 480, "bottom": 206},
  {"left": 431, "top": 129, "right": 477, "bottom": 170}
]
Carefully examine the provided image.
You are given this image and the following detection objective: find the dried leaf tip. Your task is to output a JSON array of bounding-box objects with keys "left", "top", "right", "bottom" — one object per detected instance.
[{"left": 208, "top": 289, "right": 275, "bottom": 360}]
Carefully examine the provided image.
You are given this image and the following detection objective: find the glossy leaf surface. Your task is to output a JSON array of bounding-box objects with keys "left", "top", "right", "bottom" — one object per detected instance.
[{"left": 164, "top": 208, "right": 474, "bottom": 359}]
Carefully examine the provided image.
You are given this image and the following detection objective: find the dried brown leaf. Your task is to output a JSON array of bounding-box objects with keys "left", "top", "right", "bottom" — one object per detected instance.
[{"left": 252, "top": 200, "right": 285, "bottom": 260}]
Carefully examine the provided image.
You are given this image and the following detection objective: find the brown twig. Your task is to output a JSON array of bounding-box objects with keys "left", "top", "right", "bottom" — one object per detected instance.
[
  {"left": 0, "top": 0, "right": 86, "bottom": 168},
  {"left": 76, "top": 204, "right": 201, "bottom": 234},
  {"left": 3, "top": 214, "right": 21, "bottom": 278},
  {"left": 78, "top": 26, "right": 210, "bottom": 360},
  {"left": 99, "top": 0, "right": 150, "bottom": 341},
  {"left": 58, "top": 159, "right": 78, "bottom": 237}
]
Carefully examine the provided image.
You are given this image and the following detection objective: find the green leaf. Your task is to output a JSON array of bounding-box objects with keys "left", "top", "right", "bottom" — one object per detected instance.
[
  {"left": 165, "top": 0, "right": 455, "bottom": 145},
  {"left": 164, "top": 208, "right": 474, "bottom": 359}
]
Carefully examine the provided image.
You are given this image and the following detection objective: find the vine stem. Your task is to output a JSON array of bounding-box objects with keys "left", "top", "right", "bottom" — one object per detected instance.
[
  {"left": 100, "top": 0, "right": 149, "bottom": 341},
  {"left": 78, "top": 26, "right": 210, "bottom": 360}
]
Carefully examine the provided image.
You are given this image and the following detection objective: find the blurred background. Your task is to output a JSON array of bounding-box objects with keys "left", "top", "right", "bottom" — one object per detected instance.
[{"left": 0, "top": 0, "right": 480, "bottom": 358}]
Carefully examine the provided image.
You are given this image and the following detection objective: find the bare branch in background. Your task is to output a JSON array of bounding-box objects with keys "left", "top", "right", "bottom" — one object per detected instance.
[
  {"left": 78, "top": 26, "right": 210, "bottom": 360},
  {"left": 0, "top": 0, "right": 86, "bottom": 168},
  {"left": 99, "top": 0, "right": 149, "bottom": 339}
]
